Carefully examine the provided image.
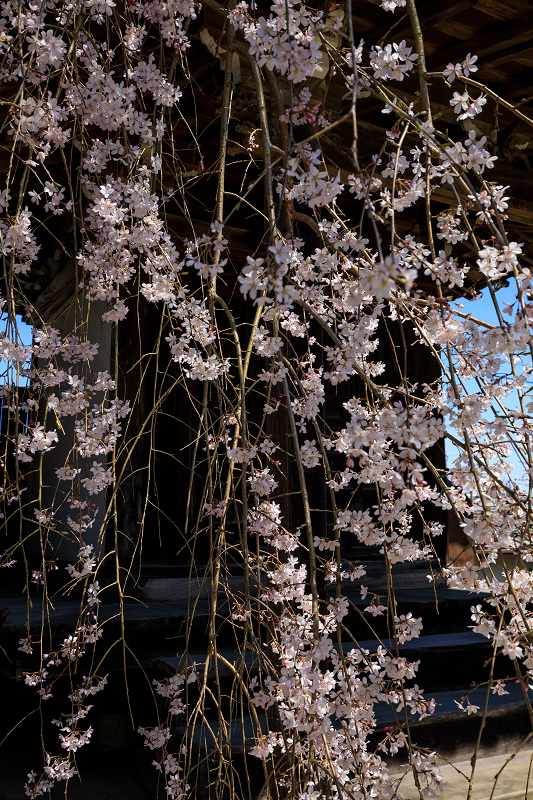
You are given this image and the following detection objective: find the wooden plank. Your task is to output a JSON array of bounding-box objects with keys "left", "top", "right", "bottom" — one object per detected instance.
[
  {"left": 327, "top": 149, "right": 533, "bottom": 231},
  {"left": 174, "top": 714, "right": 266, "bottom": 754},
  {"left": 484, "top": 42, "right": 533, "bottom": 68},
  {"left": 375, "top": 681, "right": 533, "bottom": 727},
  {"left": 31, "top": 262, "right": 77, "bottom": 324},
  {"left": 0, "top": 608, "right": 10, "bottom": 631},
  {"left": 446, "top": 510, "right": 479, "bottom": 568},
  {"left": 432, "top": 19, "right": 479, "bottom": 40},
  {"left": 431, "top": 182, "right": 533, "bottom": 232},
  {"left": 162, "top": 213, "right": 258, "bottom": 261},
  {"left": 175, "top": 683, "right": 531, "bottom": 754},
  {"left": 154, "top": 630, "right": 491, "bottom": 681},
  {"left": 0, "top": 594, "right": 212, "bottom": 637},
  {"left": 347, "top": 585, "right": 489, "bottom": 606},
  {"left": 473, "top": 0, "right": 532, "bottom": 20},
  {"left": 155, "top": 649, "right": 258, "bottom": 678},
  {"left": 368, "top": 0, "right": 471, "bottom": 47},
  {"left": 142, "top": 575, "right": 257, "bottom": 602},
  {"left": 429, "top": 18, "right": 533, "bottom": 68},
  {"left": 356, "top": 630, "right": 490, "bottom": 653}
]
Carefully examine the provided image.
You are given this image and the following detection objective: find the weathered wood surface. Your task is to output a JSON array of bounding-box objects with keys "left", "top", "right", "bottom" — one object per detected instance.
[
  {"left": 172, "top": 683, "right": 533, "bottom": 755},
  {"left": 32, "top": 262, "right": 77, "bottom": 324},
  {"left": 142, "top": 575, "right": 258, "bottom": 602},
  {"left": 446, "top": 510, "right": 479, "bottom": 568}
]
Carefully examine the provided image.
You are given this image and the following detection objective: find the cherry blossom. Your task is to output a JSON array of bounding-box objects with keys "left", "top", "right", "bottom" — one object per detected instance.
[{"left": 1, "top": 0, "right": 532, "bottom": 796}]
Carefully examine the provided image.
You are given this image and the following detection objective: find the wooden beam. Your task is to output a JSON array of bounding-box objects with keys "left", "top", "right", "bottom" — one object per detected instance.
[
  {"left": 428, "top": 18, "right": 533, "bottom": 68},
  {"left": 484, "top": 43, "right": 533, "bottom": 68},
  {"left": 162, "top": 213, "right": 260, "bottom": 260},
  {"left": 471, "top": 0, "right": 532, "bottom": 20},
  {"left": 323, "top": 122, "right": 533, "bottom": 232},
  {"left": 367, "top": 0, "right": 471, "bottom": 46},
  {"left": 32, "top": 262, "right": 77, "bottom": 324}
]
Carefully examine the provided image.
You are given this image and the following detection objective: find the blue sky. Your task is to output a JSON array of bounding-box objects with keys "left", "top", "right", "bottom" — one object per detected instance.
[
  {"left": 0, "top": 313, "right": 33, "bottom": 386},
  {"left": 446, "top": 281, "right": 530, "bottom": 485},
  {"left": 1, "top": 290, "right": 529, "bottom": 484}
]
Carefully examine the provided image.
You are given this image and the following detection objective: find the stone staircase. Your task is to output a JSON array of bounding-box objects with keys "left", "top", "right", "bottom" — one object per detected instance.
[{"left": 1, "top": 557, "right": 531, "bottom": 800}]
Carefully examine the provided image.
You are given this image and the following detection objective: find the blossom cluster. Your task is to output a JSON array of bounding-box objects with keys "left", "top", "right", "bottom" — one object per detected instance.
[{"left": 0, "top": 0, "right": 532, "bottom": 796}]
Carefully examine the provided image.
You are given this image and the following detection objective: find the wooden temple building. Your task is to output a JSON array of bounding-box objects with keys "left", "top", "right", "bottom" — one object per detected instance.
[{"left": 0, "top": 0, "right": 533, "bottom": 794}]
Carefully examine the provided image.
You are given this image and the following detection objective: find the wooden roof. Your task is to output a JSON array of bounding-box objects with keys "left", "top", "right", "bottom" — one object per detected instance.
[{"left": 5, "top": 0, "right": 533, "bottom": 316}]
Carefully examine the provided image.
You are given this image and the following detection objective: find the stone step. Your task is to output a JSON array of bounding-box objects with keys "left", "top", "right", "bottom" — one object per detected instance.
[
  {"left": 172, "top": 683, "right": 532, "bottom": 756},
  {"left": 0, "top": 586, "right": 492, "bottom": 686},
  {"left": 358, "top": 630, "right": 490, "bottom": 653},
  {"left": 0, "top": 595, "right": 212, "bottom": 639},
  {"left": 175, "top": 713, "right": 266, "bottom": 755},
  {"left": 342, "top": 585, "right": 490, "bottom": 640},
  {"left": 155, "top": 649, "right": 259, "bottom": 680},
  {"left": 154, "top": 630, "right": 492, "bottom": 678},
  {"left": 141, "top": 574, "right": 258, "bottom": 603},
  {"left": 376, "top": 681, "right": 533, "bottom": 728},
  {"left": 395, "top": 746, "right": 533, "bottom": 800},
  {"left": 0, "top": 583, "right": 484, "bottom": 636}
]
